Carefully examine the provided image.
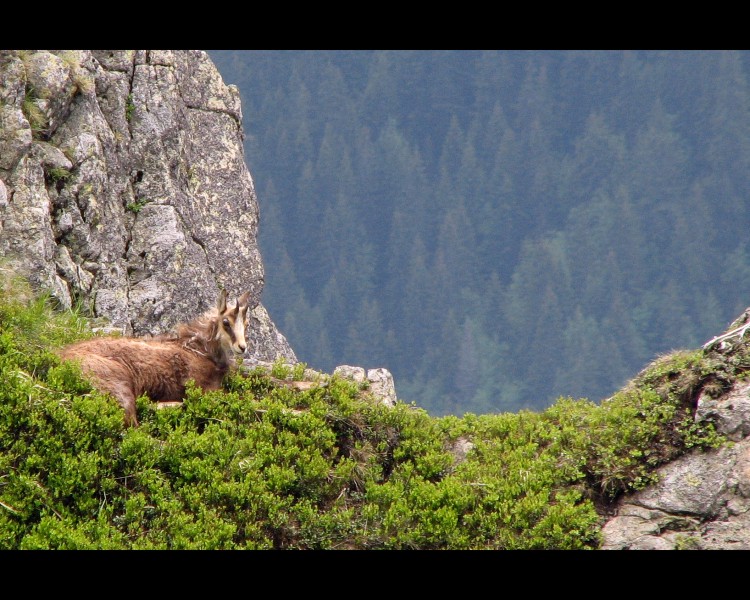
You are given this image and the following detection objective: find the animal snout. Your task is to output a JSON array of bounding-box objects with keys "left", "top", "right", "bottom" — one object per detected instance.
[{"left": 236, "top": 342, "right": 247, "bottom": 354}]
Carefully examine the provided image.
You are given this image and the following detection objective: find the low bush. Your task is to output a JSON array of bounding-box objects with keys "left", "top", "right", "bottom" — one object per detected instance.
[{"left": 0, "top": 268, "right": 726, "bottom": 549}]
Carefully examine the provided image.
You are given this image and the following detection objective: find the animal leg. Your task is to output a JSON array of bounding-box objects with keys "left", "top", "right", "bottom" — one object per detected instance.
[
  {"left": 107, "top": 382, "right": 138, "bottom": 427},
  {"left": 122, "top": 395, "right": 139, "bottom": 427}
]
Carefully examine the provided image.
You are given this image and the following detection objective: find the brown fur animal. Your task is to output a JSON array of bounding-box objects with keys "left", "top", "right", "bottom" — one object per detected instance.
[{"left": 58, "top": 289, "right": 251, "bottom": 427}]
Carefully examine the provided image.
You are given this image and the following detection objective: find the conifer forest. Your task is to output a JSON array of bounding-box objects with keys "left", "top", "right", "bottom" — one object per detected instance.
[{"left": 209, "top": 50, "right": 750, "bottom": 417}]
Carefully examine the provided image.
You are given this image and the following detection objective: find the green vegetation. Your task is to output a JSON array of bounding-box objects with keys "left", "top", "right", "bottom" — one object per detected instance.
[
  {"left": 21, "top": 85, "right": 47, "bottom": 139},
  {"left": 269, "top": 357, "right": 309, "bottom": 381},
  {"left": 47, "top": 167, "right": 71, "bottom": 183},
  {"left": 18, "top": 51, "right": 49, "bottom": 139},
  {"left": 674, "top": 534, "right": 702, "bottom": 550},
  {"left": 0, "top": 269, "right": 728, "bottom": 549},
  {"left": 126, "top": 197, "right": 150, "bottom": 213},
  {"left": 125, "top": 94, "right": 135, "bottom": 122}
]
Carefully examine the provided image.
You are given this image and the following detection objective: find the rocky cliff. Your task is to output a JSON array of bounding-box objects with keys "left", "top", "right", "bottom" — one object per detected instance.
[{"left": 0, "top": 50, "right": 295, "bottom": 363}]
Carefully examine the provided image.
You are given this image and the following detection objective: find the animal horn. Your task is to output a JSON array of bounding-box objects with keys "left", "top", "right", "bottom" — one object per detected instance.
[{"left": 217, "top": 288, "right": 227, "bottom": 313}]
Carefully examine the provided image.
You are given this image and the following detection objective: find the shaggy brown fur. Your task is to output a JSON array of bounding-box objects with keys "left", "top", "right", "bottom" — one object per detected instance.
[{"left": 59, "top": 290, "right": 251, "bottom": 427}]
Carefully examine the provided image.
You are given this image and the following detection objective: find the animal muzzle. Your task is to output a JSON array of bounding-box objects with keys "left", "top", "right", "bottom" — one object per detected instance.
[{"left": 231, "top": 329, "right": 247, "bottom": 355}]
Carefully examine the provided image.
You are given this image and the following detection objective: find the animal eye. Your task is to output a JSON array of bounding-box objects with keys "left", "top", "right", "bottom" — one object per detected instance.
[{"left": 223, "top": 318, "right": 230, "bottom": 328}]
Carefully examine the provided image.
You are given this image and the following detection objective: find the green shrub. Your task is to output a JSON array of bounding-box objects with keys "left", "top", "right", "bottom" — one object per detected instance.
[
  {"left": 0, "top": 267, "right": 729, "bottom": 549},
  {"left": 126, "top": 198, "right": 151, "bottom": 213},
  {"left": 125, "top": 94, "right": 135, "bottom": 122}
]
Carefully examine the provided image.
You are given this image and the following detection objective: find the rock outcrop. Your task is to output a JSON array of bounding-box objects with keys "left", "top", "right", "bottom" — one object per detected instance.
[
  {"left": 333, "top": 365, "right": 398, "bottom": 406},
  {"left": 601, "top": 310, "right": 750, "bottom": 549},
  {"left": 600, "top": 437, "right": 750, "bottom": 549},
  {"left": 0, "top": 50, "right": 295, "bottom": 363}
]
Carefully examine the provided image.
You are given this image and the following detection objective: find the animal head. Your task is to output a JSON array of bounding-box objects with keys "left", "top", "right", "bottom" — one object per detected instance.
[{"left": 215, "top": 289, "right": 251, "bottom": 357}]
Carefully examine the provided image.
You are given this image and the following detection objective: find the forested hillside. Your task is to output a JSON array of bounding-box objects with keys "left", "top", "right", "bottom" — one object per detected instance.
[{"left": 208, "top": 50, "right": 750, "bottom": 417}]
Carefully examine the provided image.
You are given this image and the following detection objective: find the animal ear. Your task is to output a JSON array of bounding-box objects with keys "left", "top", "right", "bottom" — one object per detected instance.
[{"left": 217, "top": 289, "right": 228, "bottom": 313}]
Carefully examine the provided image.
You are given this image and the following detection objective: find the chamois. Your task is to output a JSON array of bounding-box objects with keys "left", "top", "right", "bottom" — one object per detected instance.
[{"left": 58, "top": 289, "right": 251, "bottom": 427}]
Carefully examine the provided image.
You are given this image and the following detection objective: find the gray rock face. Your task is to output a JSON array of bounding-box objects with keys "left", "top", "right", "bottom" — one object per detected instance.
[
  {"left": 695, "top": 380, "right": 750, "bottom": 441},
  {"left": 0, "top": 50, "right": 295, "bottom": 363},
  {"left": 601, "top": 439, "right": 750, "bottom": 550},
  {"left": 601, "top": 361, "right": 750, "bottom": 549}
]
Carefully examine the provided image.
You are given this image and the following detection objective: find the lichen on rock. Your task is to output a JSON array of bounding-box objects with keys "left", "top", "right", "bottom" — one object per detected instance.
[{"left": 0, "top": 50, "right": 295, "bottom": 363}]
